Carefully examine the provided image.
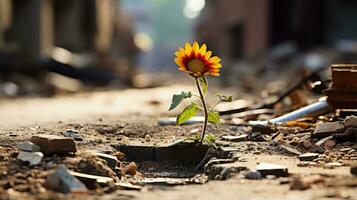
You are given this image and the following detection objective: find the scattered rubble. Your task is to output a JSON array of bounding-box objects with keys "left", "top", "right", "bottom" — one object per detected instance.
[
  {"left": 16, "top": 141, "right": 41, "bottom": 152},
  {"left": 256, "top": 163, "right": 289, "bottom": 177},
  {"left": 31, "top": 134, "right": 77, "bottom": 155},
  {"left": 93, "top": 152, "right": 119, "bottom": 169},
  {"left": 299, "top": 153, "right": 319, "bottom": 161},
  {"left": 63, "top": 129, "right": 83, "bottom": 141},
  {"left": 16, "top": 151, "right": 44, "bottom": 166},
  {"left": 46, "top": 165, "right": 88, "bottom": 193}
]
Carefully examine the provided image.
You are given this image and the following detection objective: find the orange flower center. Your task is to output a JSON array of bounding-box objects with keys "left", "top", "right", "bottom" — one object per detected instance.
[{"left": 187, "top": 59, "right": 205, "bottom": 76}]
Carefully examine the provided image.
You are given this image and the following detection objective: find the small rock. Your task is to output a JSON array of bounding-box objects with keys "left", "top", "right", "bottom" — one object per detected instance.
[
  {"left": 344, "top": 116, "right": 357, "bottom": 128},
  {"left": 351, "top": 162, "right": 357, "bottom": 176},
  {"left": 115, "top": 151, "right": 125, "bottom": 161},
  {"left": 17, "top": 141, "right": 41, "bottom": 152},
  {"left": 144, "top": 134, "right": 151, "bottom": 141},
  {"left": 244, "top": 171, "right": 262, "bottom": 179},
  {"left": 93, "top": 152, "right": 118, "bottom": 169},
  {"left": 290, "top": 175, "right": 324, "bottom": 190},
  {"left": 123, "top": 162, "right": 137, "bottom": 176},
  {"left": 63, "top": 130, "right": 83, "bottom": 141},
  {"left": 308, "top": 145, "right": 325, "bottom": 153},
  {"left": 221, "top": 134, "right": 248, "bottom": 142},
  {"left": 256, "top": 163, "right": 289, "bottom": 177},
  {"left": 278, "top": 145, "right": 301, "bottom": 156},
  {"left": 46, "top": 165, "right": 88, "bottom": 193},
  {"left": 323, "top": 140, "right": 336, "bottom": 150},
  {"left": 208, "top": 162, "right": 248, "bottom": 180},
  {"left": 31, "top": 135, "right": 77, "bottom": 155},
  {"left": 300, "top": 139, "right": 312, "bottom": 149},
  {"left": 312, "top": 121, "right": 344, "bottom": 139},
  {"left": 299, "top": 153, "right": 319, "bottom": 161},
  {"left": 339, "top": 147, "right": 352, "bottom": 152},
  {"left": 297, "top": 161, "right": 319, "bottom": 167},
  {"left": 324, "top": 162, "right": 343, "bottom": 169},
  {"left": 17, "top": 151, "right": 43, "bottom": 166}
]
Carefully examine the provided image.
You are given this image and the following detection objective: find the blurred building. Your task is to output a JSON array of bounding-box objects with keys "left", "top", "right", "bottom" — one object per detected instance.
[
  {"left": 196, "top": 0, "right": 357, "bottom": 60},
  {"left": 0, "top": 0, "right": 139, "bottom": 92}
]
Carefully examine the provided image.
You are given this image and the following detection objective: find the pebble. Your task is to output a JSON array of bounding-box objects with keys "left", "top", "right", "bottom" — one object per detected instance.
[
  {"left": 17, "top": 151, "right": 44, "bottom": 166},
  {"left": 17, "top": 141, "right": 41, "bottom": 152},
  {"left": 278, "top": 145, "right": 301, "bottom": 156},
  {"left": 46, "top": 165, "right": 88, "bottom": 193},
  {"left": 324, "top": 162, "right": 343, "bottom": 169},
  {"left": 123, "top": 162, "right": 138, "bottom": 176},
  {"left": 63, "top": 130, "right": 83, "bottom": 141},
  {"left": 31, "top": 135, "right": 77, "bottom": 155},
  {"left": 244, "top": 171, "right": 262, "bottom": 179}
]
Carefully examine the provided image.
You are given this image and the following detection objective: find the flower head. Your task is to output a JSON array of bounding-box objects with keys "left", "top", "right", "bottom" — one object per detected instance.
[{"left": 174, "top": 42, "right": 221, "bottom": 77}]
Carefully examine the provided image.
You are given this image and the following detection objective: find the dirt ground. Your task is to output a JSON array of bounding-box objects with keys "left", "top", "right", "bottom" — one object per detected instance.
[{"left": 0, "top": 85, "right": 356, "bottom": 200}]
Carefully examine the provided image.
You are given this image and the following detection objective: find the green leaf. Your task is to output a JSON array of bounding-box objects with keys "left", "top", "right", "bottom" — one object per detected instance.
[
  {"left": 218, "top": 95, "right": 233, "bottom": 102},
  {"left": 176, "top": 102, "right": 199, "bottom": 125},
  {"left": 208, "top": 111, "right": 220, "bottom": 124},
  {"left": 204, "top": 133, "right": 216, "bottom": 144},
  {"left": 199, "top": 76, "right": 208, "bottom": 94},
  {"left": 169, "top": 91, "right": 192, "bottom": 111}
]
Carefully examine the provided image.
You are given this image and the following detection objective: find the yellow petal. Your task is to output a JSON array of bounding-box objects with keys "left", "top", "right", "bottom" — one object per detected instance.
[
  {"left": 185, "top": 43, "right": 192, "bottom": 54},
  {"left": 205, "top": 51, "right": 212, "bottom": 59},
  {"left": 193, "top": 42, "right": 199, "bottom": 54},
  {"left": 200, "top": 43, "right": 207, "bottom": 54},
  {"left": 210, "top": 56, "right": 221, "bottom": 63},
  {"left": 211, "top": 63, "right": 222, "bottom": 68}
]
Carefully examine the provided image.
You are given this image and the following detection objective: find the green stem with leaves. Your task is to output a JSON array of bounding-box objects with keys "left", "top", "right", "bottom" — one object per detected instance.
[{"left": 195, "top": 77, "right": 208, "bottom": 144}]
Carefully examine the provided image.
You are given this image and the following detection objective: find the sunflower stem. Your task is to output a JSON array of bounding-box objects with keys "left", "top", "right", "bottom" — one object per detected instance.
[{"left": 195, "top": 77, "right": 208, "bottom": 144}]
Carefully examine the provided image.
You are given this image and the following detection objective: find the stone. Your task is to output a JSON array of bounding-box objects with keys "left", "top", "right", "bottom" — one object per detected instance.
[
  {"left": 308, "top": 145, "right": 325, "bottom": 153},
  {"left": 315, "top": 136, "right": 333, "bottom": 146},
  {"left": 290, "top": 175, "right": 324, "bottom": 190},
  {"left": 17, "top": 151, "right": 43, "bottom": 166},
  {"left": 63, "top": 130, "right": 83, "bottom": 141},
  {"left": 93, "top": 152, "right": 118, "bottom": 169},
  {"left": 208, "top": 162, "right": 248, "bottom": 180},
  {"left": 221, "top": 134, "right": 248, "bottom": 142},
  {"left": 123, "top": 162, "right": 137, "bottom": 176},
  {"left": 256, "top": 163, "right": 289, "bottom": 177},
  {"left": 244, "top": 171, "right": 262, "bottom": 179},
  {"left": 17, "top": 141, "right": 41, "bottom": 152},
  {"left": 312, "top": 122, "right": 344, "bottom": 139},
  {"left": 323, "top": 140, "right": 336, "bottom": 150},
  {"left": 324, "top": 162, "right": 343, "bottom": 169},
  {"left": 46, "top": 165, "right": 87, "bottom": 193},
  {"left": 69, "top": 171, "right": 114, "bottom": 189},
  {"left": 31, "top": 135, "right": 77, "bottom": 155},
  {"left": 278, "top": 145, "right": 301, "bottom": 156},
  {"left": 299, "top": 153, "right": 319, "bottom": 161},
  {"left": 351, "top": 162, "right": 357, "bottom": 176},
  {"left": 344, "top": 116, "right": 357, "bottom": 128}
]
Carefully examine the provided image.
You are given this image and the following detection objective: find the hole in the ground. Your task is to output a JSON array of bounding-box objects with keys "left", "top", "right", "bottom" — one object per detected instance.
[{"left": 113, "top": 143, "right": 222, "bottom": 184}]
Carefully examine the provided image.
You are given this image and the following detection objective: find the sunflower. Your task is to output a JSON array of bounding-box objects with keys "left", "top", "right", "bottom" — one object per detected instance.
[{"left": 174, "top": 42, "right": 222, "bottom": 77}]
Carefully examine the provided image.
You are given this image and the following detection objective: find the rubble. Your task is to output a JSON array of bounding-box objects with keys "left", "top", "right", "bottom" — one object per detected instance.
[
  {"left": 16, "top": 151, "right": 43, "bottom": 166},
  {"left": 123, "top": 162, "right": 138, "bottom": 176},
  {"left": 244, "top": 171, "right": 262, "bottom": 180},
  {"left": 16, "top": 141, "right": 41, "bottom": 152},
  {"left": 93, "top": 152, "right": 119, "bottom": 169},
  {"left": 46, "top": 165, "right": 88, "bottom": 193},
  {"left": 69, "top": 171, "right": 114, "bottom": 189},
  {"left": 63, "top": 129, "right": 83, "bottom": 141},
  {"left": 221, "top": 134, "right": 248, "bottom": 142},
  {"left": 31, "top": 135, "right": 77, "bottom": 155},
  {"left": 290, "top": 175, "right": 325, "bottom": 190},
  {"left": 256, "top": 163, "right": 289, "bottom": 177},
  {"left": 312, "top": 121, "right": 344, "bottom": 139},
  {"left": 299, "top": 153, "right": 319, "bottom": 161},
  {"left": 278, "top": 145, "right": 301, "bottom": 156}
]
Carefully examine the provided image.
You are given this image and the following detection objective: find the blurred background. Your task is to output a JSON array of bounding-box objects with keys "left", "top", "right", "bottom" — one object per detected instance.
[{"left": 1, "top": 0, "right": 357, "bottom": 97}]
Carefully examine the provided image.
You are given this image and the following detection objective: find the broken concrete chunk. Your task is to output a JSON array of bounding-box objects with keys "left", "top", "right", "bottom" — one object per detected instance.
[
  {"left": 256, "top": 163, "right": 289, "bottom": 177},
  {"left": 93, "top": 152, "right": 118, "bottom": 169},
  {"left": 344, "top": 116, "right": 357, "bottom": 128},
  {"left": 17, "top": 151, "right": 43, "bottom": 166},
  {"left": 299, "top": 153, "right": 319, "bottom": 161},
  {"left": 63, "top": 130, "right": 83, "bottom": 141},
  {"left": 69, "top": 171, "right": 114, "bottom": 189},
  {"left": 278, "top": 145, "right": 301, "bottom": 156},
  {"left": 17, "top": 141, "right": 41, "bottom": 152},
  {"left": 312, "top": 121, "right": 344, "bottom": 139},
  {"left": 221, "top": 134, "right": 248, "bottom": 142},
  {"left": 31, "top": 135, "right": 77, "bottom": 155},
  {"left": 46, "top": 165, "right": 87, "bottom": 193}
]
